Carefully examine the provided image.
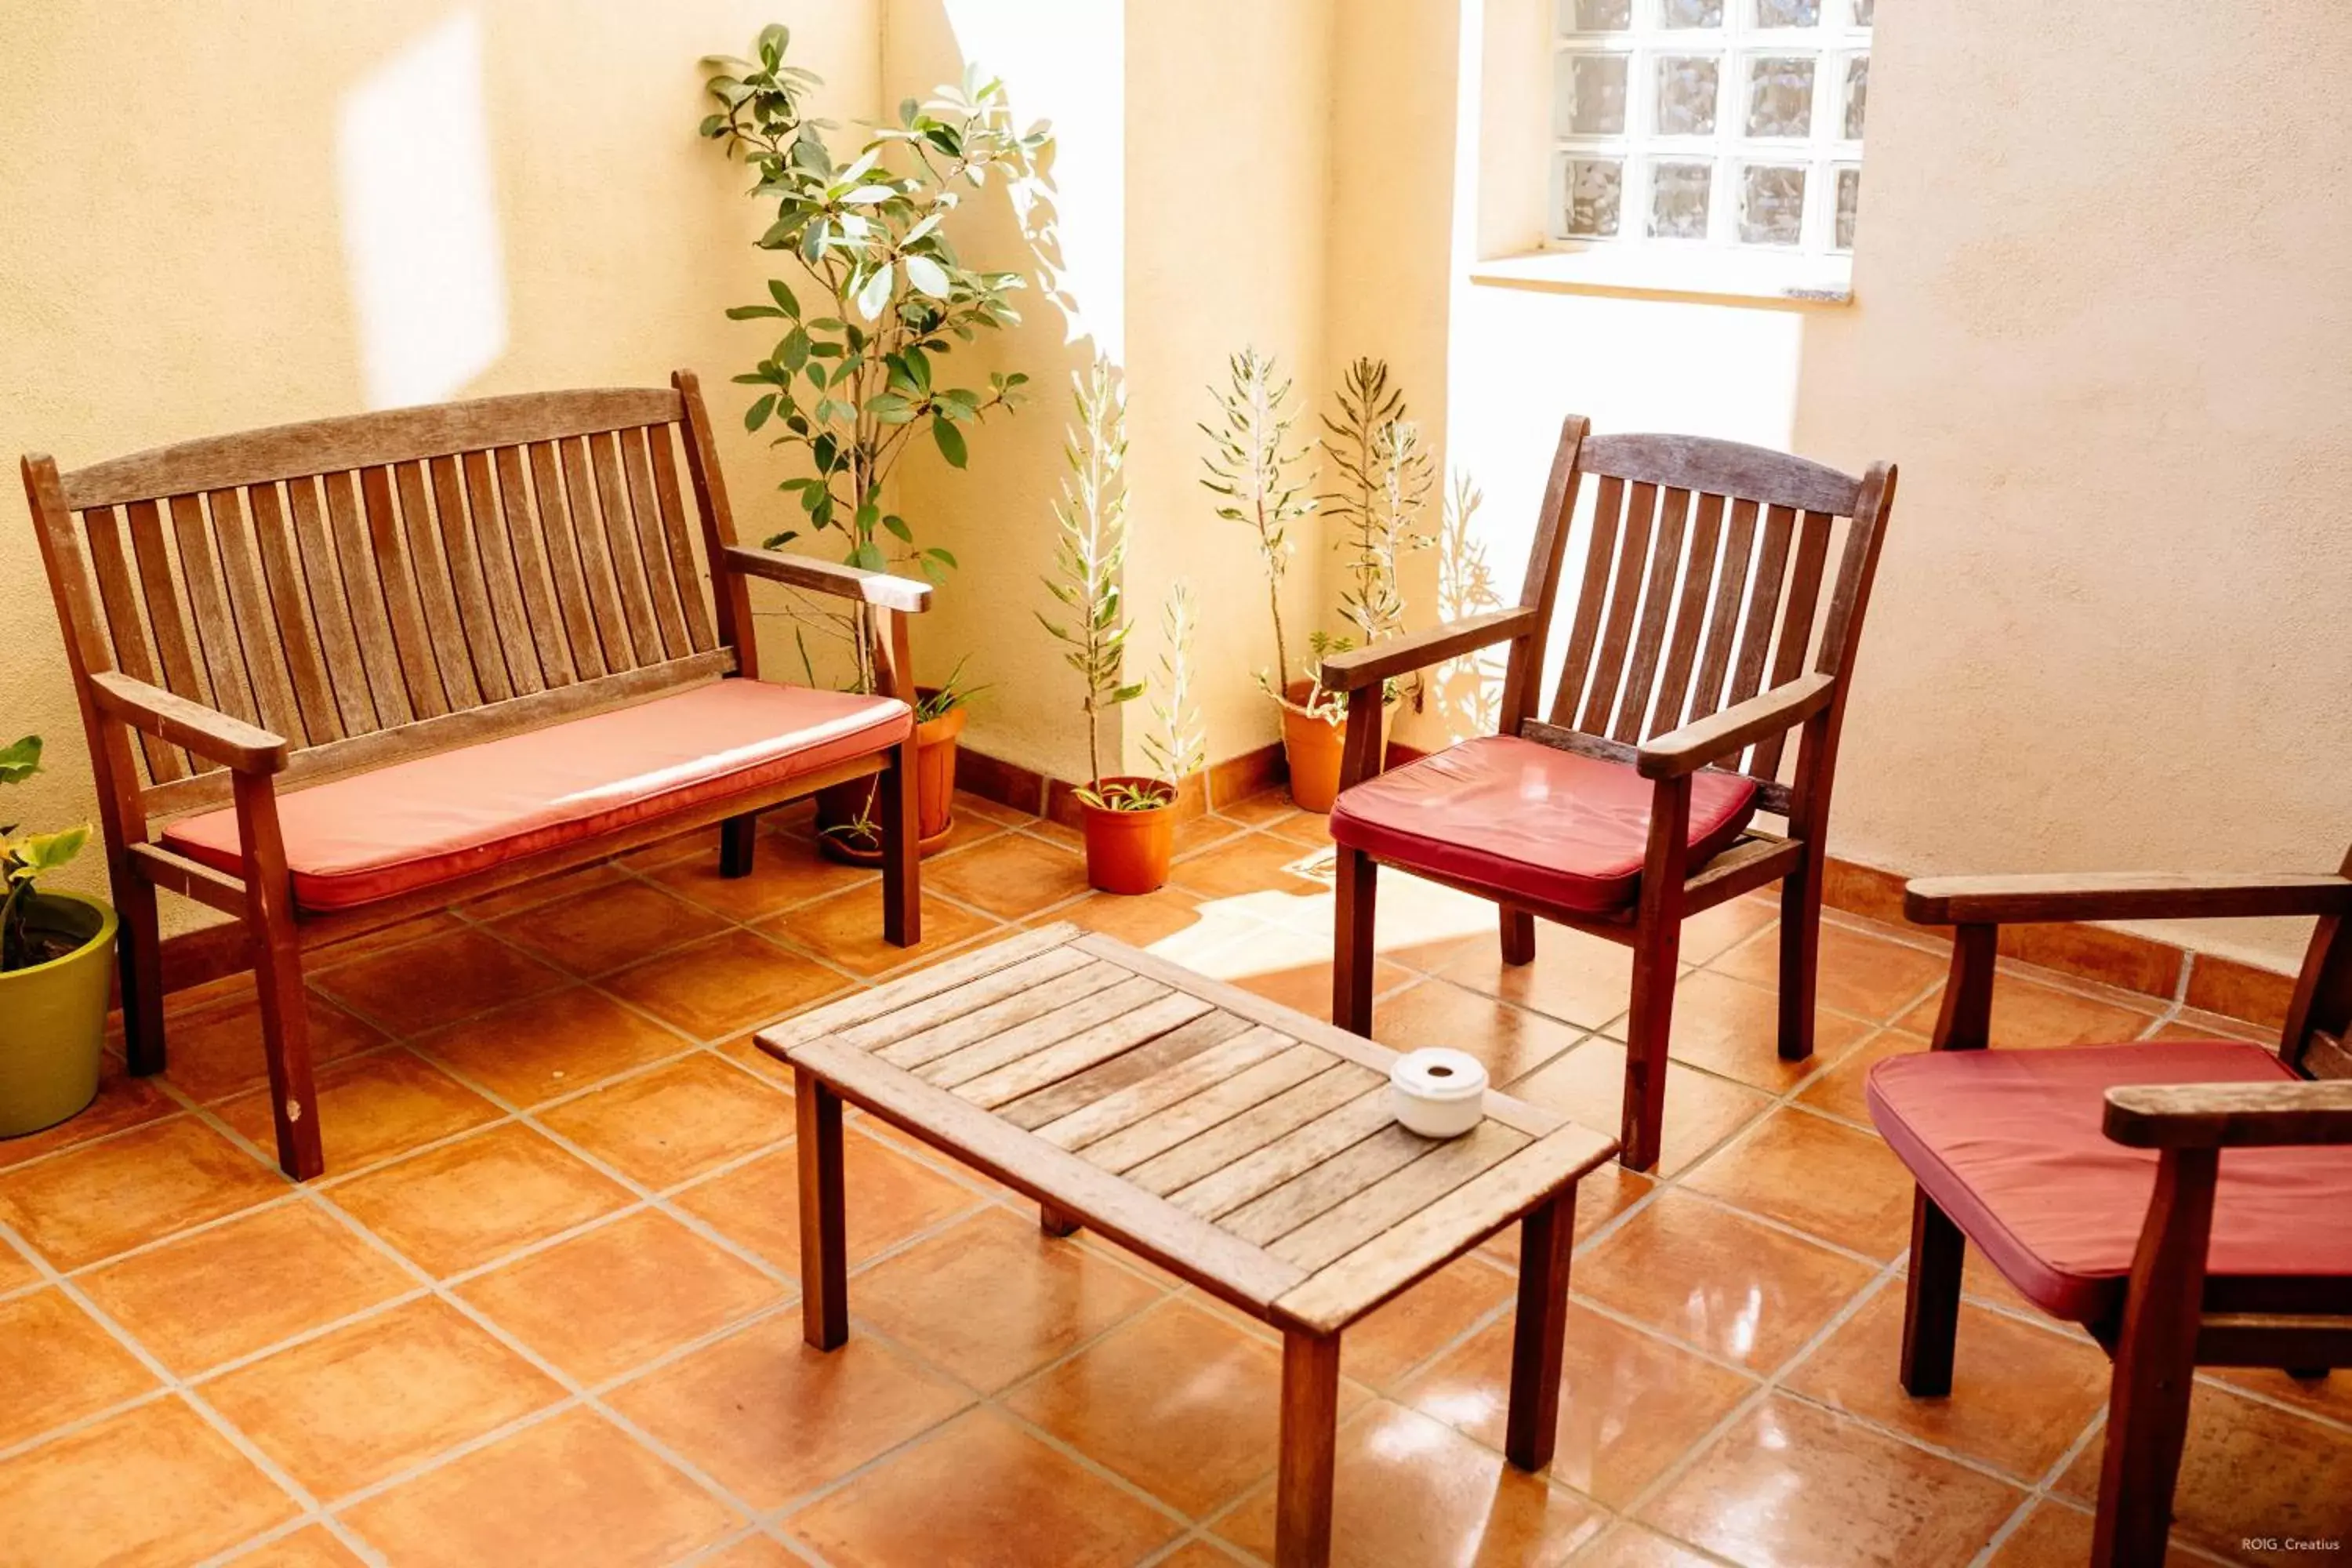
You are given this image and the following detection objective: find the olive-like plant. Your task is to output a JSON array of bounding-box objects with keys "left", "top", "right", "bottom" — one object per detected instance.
[
  {"left": 1037, "top": 357, "right": 1141, "bottom": 800},
  {"left": 1199, "top": 348, "right": 1316, "bottom": 701},
  {"left": 1321, "top": 358, "right": 1434, "bottom": 650},
  {"left": 1142, "top": 582, "right": 1205, "bottom": 793},
  {"left": 1, "top": 737, "right": 89, "bottom": 972}
]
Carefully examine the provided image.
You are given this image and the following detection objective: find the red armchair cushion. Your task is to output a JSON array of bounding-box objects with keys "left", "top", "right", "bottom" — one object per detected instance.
[
  {"left": 1867, "top": 1041, "right": 2352, "bottom": 1322},
  {"left": 164, "top": 680, "right": 910, "bottom": 912},
  {"left": 1327, "top": 736, "right": 1759, "bottom": 914}
]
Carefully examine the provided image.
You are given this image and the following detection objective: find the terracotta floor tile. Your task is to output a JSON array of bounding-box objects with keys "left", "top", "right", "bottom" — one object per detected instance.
[
  {"left": 1682, "top": 1106, "right": 1918, "bottom": 1258},
  {"left": 1218, "top": 791, "right": 1298, "bottom": 828},
  {"left": 1435, "top": 923, "right": 1642, "bottom": 1031},
  {"left": 620, "top": 822, "right": 726, "bottom": 872},
  {"left": 1375, "top": 977, "right": 1588, "bottom": 1084},
  {"left": 455, "top": 1209, "right": 782, "bottom": 1385},
  {"left": 486, "top": 878, "right": 731, "bottom": 977},
  {"left": 0, "top": 1287, "right": 158, "bottom": 1446},
  {"left": 1641, "top": 1394, "right": 2025, "bottom": 1568},
  {"left": 1341, "top": 1254, "right": 1517, "bottom": 1389},
  {"left": 761, "top": 887, "right": 998, "bottom": 977},
  {"left": 0, "top": 1116, "right": 285, "bottom": 1270},
  {"left": 851, "top": 1209, "right": 1164, "bottom": 1392},
  {"left": 789, "top": 1408, "right": 1181, "bottom": 1567},
  {"left": 1214, "top": 1399, "right": 1603, "bottom": 1567},
  {"left": 1793, "top": 1026, "right": 1926, "bottom": 1125},
  {"left": 79, "top": 1202, "right": 412, "bottom": 1376},
  {"left": 1403, "top": 1301, "right": 1755, "bottom": 1508},
  {"left": 1714, "top": 920, "right": 1946, "bottom": 1023},
  {"left": 536, "top": 1053, "right": 793, "bottom": 1190},
  {"left": 1223, "top": 942, "right": 1411, "bottom": 1022},
  {"left": 0, "top": 1054, "right": 177, "bottom": 1170},
  {"left": 696, "top": 1536, "right": 804, "bottom": 1568},
  {"left": 1504, "top": 1037, "right": 1771, "bottom": 1178},
  {"left": 1895, "top": 970, "right": 2164, "bottom": 1047},
  {"left": 158, "top": 985, "right": 387, "bottom": 1104},
  {"left": 202, "top": 1296, "right": 562, "bottom": 1500},
  {"left": 1678, "top": 895, "right": 1779, "bottom": 965},
  {"left": 1361, "top": 872, "right": 1522, "bottom": 969},
  {"left": 648, "top": 831, "right": 875, "bottom": 920},
  {"left": 2207, "top": 1363, "right": 2352, "bottom": 1425},
  {"left": 952, "top": 788, "right": 1028, "bottom": 827},
  {"left": 0, "top": 1239, "right": 38, "bottom": 1294},
  {"left": 311, "top": 926, "right": 568, "bottom": 1036},
  {"left": 926, "top": 832, "right": 1093, "bottom": 919},
  {"left": 1984, "top": 1501, "right": 2223, "bottom": 1567},
  {"left": 221, "top": 1523, "right": 370, "bottom": 1566},
  {"left": 340, "top": 1406, "right": 739, "bottom": 1566},
  {"left": 1054, "top": 886, "right": 1214, "bottom": 949},
  {"left": 1007, "top": 1298, "right": 1363, "bottom": 1518},
  {"left": 671, "top": 1131, "right": 978, "bottom": 1271},
  {"left": 459, "top": 858, "right": 631, "bottom": 921},
  {"left": 610, "top": 1314, "right": 968, "bottom": 1510},
  {"left": 1154, "top": 1543, "right": 1257, "bottom": 1568},
  {"left": 1576, "top": 1189, "right": 1877, "bottom": 1372},
  {"left": 217, "top": 1051, "right": 501, "bottom": 1174},
  {"left": 1785, "top": 1286, "right": 2111, "bottom": 1482},
  {"left": 412, "top": 985, "right": 690, "bottom": 1108},
  {"left": 600, "top": 928, "right": 852, "bottom": 1040},
  {"left": 327, "top": 1123, "right": 633, "bottom": 1277},
  {"left": 2056, "top": 1381, "right": 2352, "bottom": 1559},
  {"left": 1660, "top": 968, "right": 1876, "bottom": 1091},
  {"left": 1575, "top": 1524, "right": 1726, "bottom": 1568},
  {"left": 1176, "top": 812, "right": 1250, "bottom": 858},
  {"left": 1170, "top": 830, "right": 1336, "bottom": 905},
  {"left": 2161, "top": 1005, "right": 2276, "bottom": 1044},
  {"left": 713, "top": 1031, "right": 794, "bottom": 1087},
  {"left": 0, "top": 1397, "right": 296, "bottom": 1568}
]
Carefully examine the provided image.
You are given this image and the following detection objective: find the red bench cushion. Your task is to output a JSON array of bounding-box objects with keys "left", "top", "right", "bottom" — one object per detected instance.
[
  {"left": 163, "top": 681, "right": 909, "bottom": 912},
  {"left": 1327, "top": 735, "right": 1759, "bottom": 914},
  {"left": 1867, "top": 1041, "right": 2352, "bottom": 1322}
]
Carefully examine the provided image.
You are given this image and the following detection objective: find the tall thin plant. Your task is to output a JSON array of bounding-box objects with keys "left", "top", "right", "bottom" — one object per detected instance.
[
  {"left": 1142, "top": 583, "right": 1205, "bottom": 789},
  {"left": 1037, "top": 358, "right": 1141, "bottom": 797},
  {"left": 1200, "top": 349, "right": 1316, "bottom": 699},
  {"left": 1321, "top": 358, "right": 1434, "bottom": 651}
]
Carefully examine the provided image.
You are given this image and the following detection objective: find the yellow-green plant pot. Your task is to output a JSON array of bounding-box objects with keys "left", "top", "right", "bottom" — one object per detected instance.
[{"left": 0, "top": 891, "right": 117, "bottom": 1138}]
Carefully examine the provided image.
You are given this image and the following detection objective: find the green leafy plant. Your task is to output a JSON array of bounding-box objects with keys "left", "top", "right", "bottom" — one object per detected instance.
[
  {"left": 1038, "top": 358, "right": 1145, "bottom": 804},
  {"left": 1321, "top": 358, "right": 1434, "bottom": 651},
  {"left": 702, "top": 24, "right": 1047, "bottom": 688},
  {"left": 1, "top": 737, "right": 91, "bottom": 972},
  {"left": 1200, "top": 348, "right": 1318, "bottom": 705},
  {"left": 913, "top": 654, "right": 989, "bottom": 724}
]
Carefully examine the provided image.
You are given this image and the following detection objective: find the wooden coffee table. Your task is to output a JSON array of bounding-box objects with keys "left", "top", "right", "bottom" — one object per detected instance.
[{"left": 755, "top": 923, "right": 1617, "bottom": 1566}]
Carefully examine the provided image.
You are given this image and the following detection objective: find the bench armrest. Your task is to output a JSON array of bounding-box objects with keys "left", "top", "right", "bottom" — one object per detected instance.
[
  {"left": 1318, "top": 608, "right": 1538, "bottom": 692},
  {"left": 1905, "top": 872, "right": 2352, "bottom": 927},
  {"left": 88, "top": 671, "right": 288, "bottom": 774},
  {"left": 2105, "top": 1080, "right": 2352, "bottom": 1149},
  {"left": 1635, "top": 672, "right": 1835, "bottom": 780},
  {"left": 720, "top": 545, "right": 933, "bottom": 613}
]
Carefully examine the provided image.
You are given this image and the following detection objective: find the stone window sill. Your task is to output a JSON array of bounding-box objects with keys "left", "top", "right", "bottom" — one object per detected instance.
[{"left": 1468, "top": 247, "right": 1854, "bottom": 310}]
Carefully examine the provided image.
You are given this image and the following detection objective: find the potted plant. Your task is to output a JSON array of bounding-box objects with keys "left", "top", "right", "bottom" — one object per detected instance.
[
  {"left": 701, "top": 25, "right": 1048, "bottom": 848},
  {"left": 0, "top": 736, "right": 111, "bottom": 1138},
  {"left": 811, "top": 659, "right": 986, "bottom": 865}
]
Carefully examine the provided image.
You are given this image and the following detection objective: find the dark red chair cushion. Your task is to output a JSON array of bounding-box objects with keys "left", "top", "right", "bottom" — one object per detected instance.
[
  {"left": 1867, "top": 1041, "right": 2352, "bottom": 1322},
  {"left": 1327, "top": 736, "right": 1759, "bottom": 914}
]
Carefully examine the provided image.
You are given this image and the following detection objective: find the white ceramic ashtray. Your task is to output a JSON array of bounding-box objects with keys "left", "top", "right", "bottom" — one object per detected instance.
[{"left": 1388, "top": 1047, "right": 1490, "bottom": 1138}]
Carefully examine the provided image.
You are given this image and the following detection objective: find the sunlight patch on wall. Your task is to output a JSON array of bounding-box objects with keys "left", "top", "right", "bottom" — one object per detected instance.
[{"left": 336, "top": 9, "right": 507, "bottom": 409}]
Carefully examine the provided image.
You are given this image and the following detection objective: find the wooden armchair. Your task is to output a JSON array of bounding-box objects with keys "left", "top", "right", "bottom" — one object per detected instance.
[
  {"left": 1878, "top": 862, "right": 2352, "bottom": 1565},
  {"left": 26, "top": 372, "right": 931, "bottom": 1180},
  {"left": 1324, "top": 419, "right": 1896, "bottom": 1170}
]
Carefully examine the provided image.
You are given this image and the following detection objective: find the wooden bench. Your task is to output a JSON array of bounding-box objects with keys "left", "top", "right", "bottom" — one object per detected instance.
[
  {"left": 24, "top": 372, "right": 932, "bottom": 1180},
  {"left": 757, "top": 924, "right": 1617, "bottom": 1567}
]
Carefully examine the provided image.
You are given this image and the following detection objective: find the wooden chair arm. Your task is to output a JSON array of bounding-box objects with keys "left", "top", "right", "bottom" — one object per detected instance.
[
  {"left": 1635, "top": 672, "right": 1834, "bottom": 779},
  {"left": 1319, "top": 608, "right": 1538, "bottom": 692},
  {"left": 720, "top": 544, "right": 933, "bottom": 613},
  {"left": 88, "top": 671, "right": 289, "bottom": 774},
  {"left": 2105, "top": 1080, "right": 2352, "bottom": 1149},
  {"left": 1906, "top": 873, "right": 2352, "bottom": 927}
]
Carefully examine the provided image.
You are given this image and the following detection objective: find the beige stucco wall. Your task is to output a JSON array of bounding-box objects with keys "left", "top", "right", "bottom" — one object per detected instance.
[
  {"left": 0, "top": 1, "right": 880, "bottom": 930},
  {"left": 1446, "top": 0, "right": 2352, "bottom": 971}
]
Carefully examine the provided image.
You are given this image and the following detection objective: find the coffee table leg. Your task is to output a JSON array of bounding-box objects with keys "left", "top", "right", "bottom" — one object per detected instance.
[
  {"left": 1038, "top": 1202, "right": 1080, "bottom": 1237},
  {"left": 1276, "top": 1327, "right": 1341, "bottom": 1568},
  {"left": 1506, "top": 1185, "right": 1577, "bottom": 1471},
  {"left": 794, "top": 1066, "right": 849, "bottom": 1352}
]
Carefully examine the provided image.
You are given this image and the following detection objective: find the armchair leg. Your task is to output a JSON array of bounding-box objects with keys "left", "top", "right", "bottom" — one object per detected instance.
[
  {"left": 1501, "top": 907, "right": 1535, "bottom": 967},
  {"left": 880, "top": 743, "right": 920, "bottom": 948},
  {"left": 1777, "top": 853, "right": 1823, "bottom": 1062},
  {"left": 1900, "top": 1189, "right": 1964, "bottom": 1396},
  {"left": 719, "top": 811, "right": 759, "bottom": 878},
  {"left": 1334, "top": 848, "right": 1377, "bottom": 1034},
  {"left": 1618, "top": 913, "right": 1681, "bottom": 1172},
  {"left": 112, "top": 863, "right": 167, "bottom": 1077}
]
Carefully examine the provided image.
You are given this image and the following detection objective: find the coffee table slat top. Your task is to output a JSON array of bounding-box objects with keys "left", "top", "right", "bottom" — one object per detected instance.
[{"left": 757, "top": 923, "right": 1617, "bottom": 1334}]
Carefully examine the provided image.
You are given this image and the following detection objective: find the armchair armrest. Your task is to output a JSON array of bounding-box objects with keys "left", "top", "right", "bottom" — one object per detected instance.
[
  {"left": 88, "top": 671, "right": 287, "bottom": 774},
  {"left": 1905, "top": 873, "right": 2352, "bottom": 927},
  {"left": 2105, "top": 1080, "right": 2352, "bottom": 1150},
  {"left": 1635, "top": 672, "right": 1834, "bottom": 780},
  {"left": 1319, "top": 608, "right": 1537, "bottom": 692},
  {"left": 720, "top": 545, "right": 933, "bottom": 613}
]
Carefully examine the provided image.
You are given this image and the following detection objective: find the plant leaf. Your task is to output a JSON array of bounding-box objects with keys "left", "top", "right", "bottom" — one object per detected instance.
[
  {"left": 932, "top": 419, "right": 967, "bottom": 468},
  {"left": 902, "top": 254, "right": 950, "bottom": 297},
  {"left": 0, "top": 737, "right": 40, "bottom": 786}
]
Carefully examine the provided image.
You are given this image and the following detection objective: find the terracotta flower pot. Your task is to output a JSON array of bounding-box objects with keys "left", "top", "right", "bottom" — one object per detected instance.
[
  {"left": 1279, "top": 680, "right": 1394, "bottom": 814},
  {"left": 815, "top": 688, "right": 966, "bottom": 865},
  {"left": 1078, "top": 777, "right": 1177, "bottom": 895},
  {"left": 0, "top": 891, "right": 117, "bottom": 1138}
]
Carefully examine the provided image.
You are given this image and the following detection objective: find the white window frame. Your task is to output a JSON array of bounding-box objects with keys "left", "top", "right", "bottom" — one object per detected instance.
[{"left": 1548, "top": 0, "right": 1871, "bottom": 263}]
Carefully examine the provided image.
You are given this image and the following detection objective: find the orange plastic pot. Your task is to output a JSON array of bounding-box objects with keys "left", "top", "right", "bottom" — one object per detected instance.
[
  {"left": 815, "top": 689, "right": 965, "bottom": 864},
  {"left": 1078, "top": 777, "right": 1176, "bottom": 895},
  {"left": 1279, "top": 681, "right": 1393, "bottom": 814}
]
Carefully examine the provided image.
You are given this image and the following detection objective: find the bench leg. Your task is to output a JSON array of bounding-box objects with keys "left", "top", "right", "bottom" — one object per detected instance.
[
  {"left": 112, "top": 857, "right": 168, "bottom": 1077},
  {"left": 1332, "top": 848, "right": 1377, "bottom": 1035},
  {"left": 235, "top": 773, "right": 321, "bottom": 1181},
  {"left": 795, "top": 1066, "right": 849, "bottom": 1351},
  {"left": 1277, "top": 1328, "right": 1341, "bottom": 1568},
  {"left": 880, "top": 739, "right": 920, "bottom": 949},
  {"left": 719, "top": 811, "right": 759, "bottom": 878},
  {"left": 1507, "top": 1186, "right": 1575, "bottom": 1471},
  {"left": 1901, "top": 1189, "right": 1965, "bottom": 1397}
]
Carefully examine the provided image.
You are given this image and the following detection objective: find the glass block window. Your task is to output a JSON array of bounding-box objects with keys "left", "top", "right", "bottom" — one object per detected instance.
[{"left": 1552, "top": 0, "right": 1871, "bottom": 256}]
